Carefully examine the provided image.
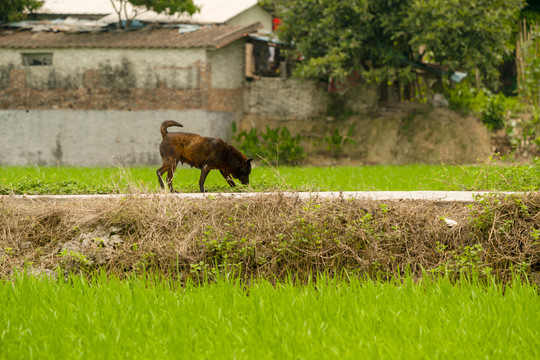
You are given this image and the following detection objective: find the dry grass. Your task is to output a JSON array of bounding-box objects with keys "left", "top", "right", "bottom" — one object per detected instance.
[{"left": 0, "top": 192, "right": 539, "bottom": 283}]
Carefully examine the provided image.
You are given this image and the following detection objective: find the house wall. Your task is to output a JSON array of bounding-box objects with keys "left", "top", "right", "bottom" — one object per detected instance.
[
  {"left": 0, "top": 39, "right": 382, "bottom": 166},
  {"left": 227, "top": 6, "right": 273, "bottom": 34},
  {"left": 242, "top": 78, "right": 379, "bottom": 120},
  {"left": 243, "top": 78, "right": 330, "bottom": 119},
  {"left": 0, "top": 110, "right": 236, "bottom": 166},
  {"left": 239, "top": 77, "right": 380, "bottom": 145},
  {"left": 0, "top": 45, "right": 246, "bottom": 111},
  {"left": 0, "top": 42, "right": 245, "bottom": 166}
]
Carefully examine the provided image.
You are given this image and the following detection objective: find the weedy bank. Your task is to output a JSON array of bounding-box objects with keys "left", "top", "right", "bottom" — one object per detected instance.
[
  {"left": 0, "top": 192, "right": 538, "bottom": 284},
  {"left": 0, "top": 274, "right": 538, "bottom": 359}
]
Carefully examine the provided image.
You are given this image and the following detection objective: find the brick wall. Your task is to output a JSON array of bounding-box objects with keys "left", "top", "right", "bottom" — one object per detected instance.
[
  {"left": 0, "top": 45, "right": 244, "bottom": 112},
  {"left": 244, "top": 78, "right": 330, "bottom": 119},
  {"left": 243, "top": 77, "right": 379, "bottom": 119}
]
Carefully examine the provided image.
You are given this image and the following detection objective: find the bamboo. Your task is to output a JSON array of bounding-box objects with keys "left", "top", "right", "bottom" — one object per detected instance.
[{"left": 516, "top": 19, "right": 539, "bottom": 106}]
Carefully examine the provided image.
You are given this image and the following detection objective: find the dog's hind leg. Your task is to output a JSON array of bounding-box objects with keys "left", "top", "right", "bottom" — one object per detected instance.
[
  {"left": 198, "top": 164, "right": 211, "bottom": 193},
  {"left": 157, "top": 160, "right": 176, "bottom": 192},
  {"left": 166, "top": 163, "right": 177, "bottom": 192},
  {"left": 219, "top": 170, "right": 236, "bottom": 188},
  {"left": 156, "top": 166, "right": 167, "bottom": 189}
]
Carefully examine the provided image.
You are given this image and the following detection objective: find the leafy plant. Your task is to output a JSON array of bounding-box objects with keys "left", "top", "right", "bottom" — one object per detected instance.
[
  {"left": 273, "top": 0, "right": 523, "bottom": 87},
  {"left": 0, "top": 0, "right": 42, "bottom": 22},
  {"left": 232, "top": 123, "right": 306, "bottom": 165},
  {"left": 482, "top": 92, "right": 508, "bottom": 130},
  {"left": 110, "top": 0, "right": 199, "bottom": 30},
  {"left": 323, "top": 125, "right": 358, "bottom": 157},
  {"left": 446, "top": 80, "right": 521, "bottom": 131},
  {"left": 431, "top": 244, "right": 492, "bottom": 278},
  {"left": 59, "top": 249, "right": 90, "bottom": 272},
  {"left": 506, "top": 110, "right": 540, "bottom": 156}
]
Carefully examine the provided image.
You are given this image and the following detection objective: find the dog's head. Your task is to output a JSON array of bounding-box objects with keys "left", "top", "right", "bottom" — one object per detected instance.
[{"left": 232, "top": 158, "right": 253, "bottom": 185}]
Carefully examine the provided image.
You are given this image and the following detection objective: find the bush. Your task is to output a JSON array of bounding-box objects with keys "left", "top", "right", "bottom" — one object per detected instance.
[
  {"left": 231, "top": 123, "right": 306, "bottom": 165},
  {"left": 446, "top": 80, "right": 520, "bottom": 130}
]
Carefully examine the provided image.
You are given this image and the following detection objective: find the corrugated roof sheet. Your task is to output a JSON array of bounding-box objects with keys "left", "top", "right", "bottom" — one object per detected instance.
[{"left": 0, "top": 22, "right": 262, "bottom": 49}]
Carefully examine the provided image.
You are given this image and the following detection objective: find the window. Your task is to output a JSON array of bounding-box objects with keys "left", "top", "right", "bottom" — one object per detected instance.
[{"left": 22, "top": 53, "right": 53, "bottom": 66}]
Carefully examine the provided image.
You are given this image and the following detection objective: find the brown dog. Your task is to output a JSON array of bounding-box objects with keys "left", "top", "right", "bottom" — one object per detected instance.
[{"left": 156, "top": 120, "right": 253, "bottom": 192}]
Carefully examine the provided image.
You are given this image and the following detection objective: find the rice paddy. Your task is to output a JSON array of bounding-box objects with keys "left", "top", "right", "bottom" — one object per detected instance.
[{"left": 1, "top": 273, "right": 538, "bottom": 359}]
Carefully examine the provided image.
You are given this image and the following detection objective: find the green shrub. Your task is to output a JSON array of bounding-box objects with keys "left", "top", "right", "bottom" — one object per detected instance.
[
  {"left": 446, "top": 80, "right": 520, "bottom": 130},
  {"left": 231, "top": 123, "right": 306, "bottom": 165},
  {"left": 323, "top": 125, "right": 358, "bottom": 157}
]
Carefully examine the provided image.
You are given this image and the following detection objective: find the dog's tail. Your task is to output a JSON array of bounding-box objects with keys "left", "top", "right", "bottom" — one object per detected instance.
[{"left": 160, "top": 120, "right": 183, "bottom": 138}]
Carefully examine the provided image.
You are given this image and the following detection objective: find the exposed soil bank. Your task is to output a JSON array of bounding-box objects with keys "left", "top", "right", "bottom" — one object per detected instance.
[{"left": 240, "top": 106, "right": 493, "bottom": 165}]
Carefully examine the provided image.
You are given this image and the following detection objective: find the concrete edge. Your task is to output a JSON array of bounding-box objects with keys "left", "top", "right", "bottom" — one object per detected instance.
[{"left": 0, "top": 191, "right": 532, "bottom": 203}]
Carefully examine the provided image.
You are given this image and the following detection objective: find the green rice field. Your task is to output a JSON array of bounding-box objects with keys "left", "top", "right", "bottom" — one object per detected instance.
[
  {"left": 1, "top": 274, "right": 538, "bottom": 359},
  {"left": 1, "top": 161, "right": 538, "bottom": 194}
]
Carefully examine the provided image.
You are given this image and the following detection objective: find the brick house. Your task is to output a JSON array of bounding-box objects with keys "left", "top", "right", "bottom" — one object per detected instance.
[{"left": 0, "top": 22, "right": 261, "bottom": 166}]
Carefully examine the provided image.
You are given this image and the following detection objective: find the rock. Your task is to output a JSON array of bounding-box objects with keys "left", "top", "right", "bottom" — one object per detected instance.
[
  {"left": 61, "top": 240, "right": 83, "bottom": 253},
  {"left": 441, "top": 217, "right": 458, "bottom": 228},
  {"left": 109, "top": 226, "right": 122, "bottom": 235},
  {"left": 28, "top": 266, "right": 58, "bottom": 280},
  {"left": 430, "top": 93, "right": 449, "bottom": 108},
  {"left": 58, "top": 225, "right": 124, "bottom": 268},
  {"left": 108, "top": 235, "right": 123, "bottom": 248}
]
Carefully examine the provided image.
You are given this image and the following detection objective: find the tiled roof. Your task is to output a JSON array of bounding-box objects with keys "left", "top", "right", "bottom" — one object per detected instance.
[{"left": 0, "top": 22, "right": 262, "bottom": 49}]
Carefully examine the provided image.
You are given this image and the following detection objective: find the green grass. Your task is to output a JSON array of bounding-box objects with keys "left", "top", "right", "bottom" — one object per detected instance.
[
  {"left": 1, "top": 274, "right": 538, "bottom": 359},
  {"left": 1, "top": 160, "right": 538, "bottom": 194}
]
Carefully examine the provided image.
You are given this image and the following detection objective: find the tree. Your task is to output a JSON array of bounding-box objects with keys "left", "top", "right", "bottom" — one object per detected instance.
[
  {"left": 272, "top": 0, "right": 525, "bottom": 90},
  {"left": 110, "top": 0, "right": 199, "bottom": 29},
  {"left": 521, "top": 0, "right": 540, "bottom": 23},
  {"left": 0, "top": 0, "right": 42, "bottom": 22}
]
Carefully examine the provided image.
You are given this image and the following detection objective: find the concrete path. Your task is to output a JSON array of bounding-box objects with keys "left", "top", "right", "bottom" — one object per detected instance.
[{"left": 2, "top": 191, "right": 529, "bottom": 203}]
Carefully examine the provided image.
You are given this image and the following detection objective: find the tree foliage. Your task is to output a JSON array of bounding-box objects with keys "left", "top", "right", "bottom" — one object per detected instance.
[
  {"left": 110, "top": 0, "right": 199, "bottom": 29},
  {"left": 272, "top": 0, "right": 525, "bottom": 87},
  {"left": 0, "top": 0, "right": 42, "bottom": 22}
]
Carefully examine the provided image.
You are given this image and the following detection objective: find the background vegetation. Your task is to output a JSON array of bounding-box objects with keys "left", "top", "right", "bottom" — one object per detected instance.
[
  {"left": 269, "top": 0, "right": 524, "bottom": 88},
  {"left": 0, "top": 0, "right": 42, "bottom": 22}
]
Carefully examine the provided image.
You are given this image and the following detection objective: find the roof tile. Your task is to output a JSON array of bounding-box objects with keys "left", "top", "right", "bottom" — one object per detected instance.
[{"left": 0, "top": 22, "right": 261, "bottom": 49}]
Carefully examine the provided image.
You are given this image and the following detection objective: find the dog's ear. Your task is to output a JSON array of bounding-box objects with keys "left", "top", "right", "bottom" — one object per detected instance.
[{"left": 246, "top": 158, "right": 253, "bottom": 164}]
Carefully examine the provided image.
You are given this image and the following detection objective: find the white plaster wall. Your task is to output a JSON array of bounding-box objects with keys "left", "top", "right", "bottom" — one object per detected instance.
[
  {"left": 0, "top": 110, "right": 239, "bottom": 166},
  {"left": 227, "top": 6, "right": 273, "bottom": 33},
  {"left": 0, "top": 48, "right": 207, "bottom": 89},
  {"left": 209, "top": 41, "right": 245, "bottom": 89}
]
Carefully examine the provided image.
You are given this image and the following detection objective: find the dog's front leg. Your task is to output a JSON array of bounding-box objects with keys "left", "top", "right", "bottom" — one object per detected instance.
[
  {"left": 199, "top": 165, "right": 211, "bottom": 192},
  {"left": 219, "top": 170, "right": 236, "bottom": 188}
]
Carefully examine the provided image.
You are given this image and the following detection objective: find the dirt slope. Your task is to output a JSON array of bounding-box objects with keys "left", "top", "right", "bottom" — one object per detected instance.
[{"left": 240, "top": 105, "right": 492, "bottom": 165}]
